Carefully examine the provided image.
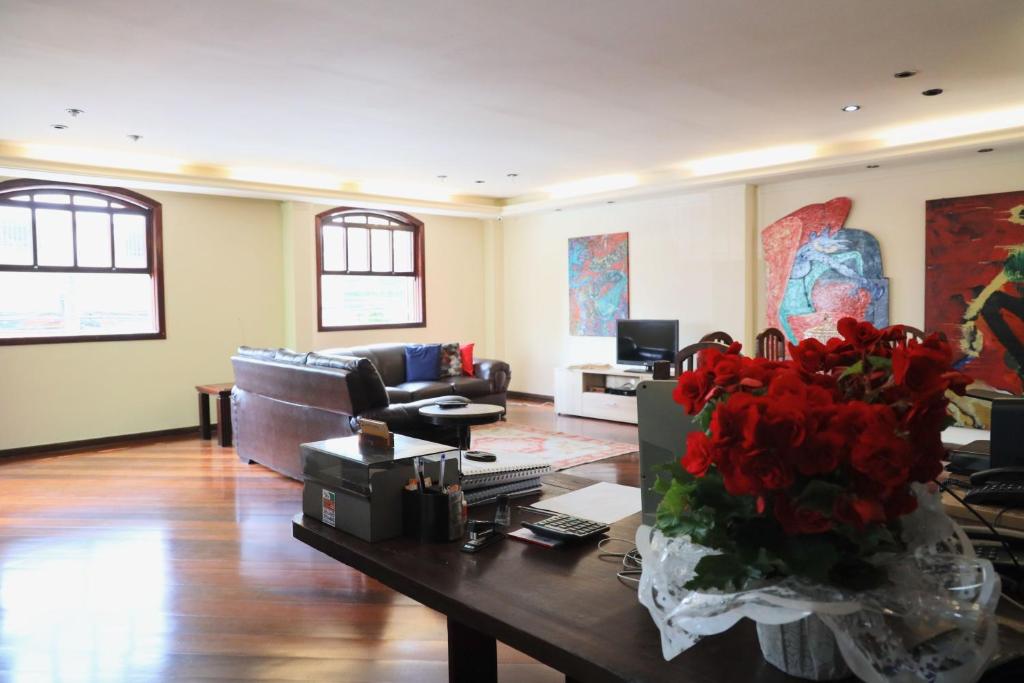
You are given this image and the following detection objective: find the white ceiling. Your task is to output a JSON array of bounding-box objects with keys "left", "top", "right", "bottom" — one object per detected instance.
[{"left": 1, "top": 0, "right": 1023, "bottom": 199}]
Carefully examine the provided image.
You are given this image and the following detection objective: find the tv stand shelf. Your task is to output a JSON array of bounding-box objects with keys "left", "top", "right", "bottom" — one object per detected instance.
[{"left": 553, "top": 365, "right": 654, "bottom": 425}]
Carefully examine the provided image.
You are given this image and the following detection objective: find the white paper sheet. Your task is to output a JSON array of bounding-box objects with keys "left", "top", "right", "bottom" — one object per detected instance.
[
  {"left": 942, "top": 425, "right": 990, "bottom": 446},
  {"left": 533, "top": 481, "right": 642, "bottom": 524}
]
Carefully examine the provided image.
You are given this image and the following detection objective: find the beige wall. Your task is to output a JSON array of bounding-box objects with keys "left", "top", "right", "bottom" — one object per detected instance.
[
  {"left": 0, "top": 189, "right": 285, "bottom": 450},
  {"left": 500, "top": 185, "right": 755, "bottom": 396},
  {"left": 756, "top": 151, "right": 1024, "bottom": 330},
  {"left": 279, "top": 202, "right": 490, "bottom": 355}
]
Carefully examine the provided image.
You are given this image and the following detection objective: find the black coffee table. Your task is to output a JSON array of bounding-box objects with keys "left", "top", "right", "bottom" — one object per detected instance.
[{"left": 418, "top": 403, "right": 505, "bottom": 451}]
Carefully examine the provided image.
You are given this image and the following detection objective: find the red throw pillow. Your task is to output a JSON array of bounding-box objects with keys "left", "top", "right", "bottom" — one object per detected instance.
[{"left": 460, "top": 343, "right": 475, "bottom": 376}]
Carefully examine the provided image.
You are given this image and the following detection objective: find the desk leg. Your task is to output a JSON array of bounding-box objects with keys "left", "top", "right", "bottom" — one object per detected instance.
[
  {"left": 198, "top": 393, "right": 212, "bottom": 440},
  {"left": 216, "top": 391, "right": 233, "bottom": 447},
  {"left": 447, "top": 616, "right": 496, "bottom": 683},
  {"left": 458, "top": 425, "right": 471, "bottom": 451}
]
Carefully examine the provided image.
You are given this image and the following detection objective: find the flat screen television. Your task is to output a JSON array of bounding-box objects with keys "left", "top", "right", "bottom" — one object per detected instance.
[{"left": 616, "top": 319, "right": 679, "bottom": 370}]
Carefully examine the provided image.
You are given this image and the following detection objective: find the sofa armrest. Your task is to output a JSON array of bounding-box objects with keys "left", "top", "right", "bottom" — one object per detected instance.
[{"left": 474, "top": 358, "right": 510, "bottom": 393}]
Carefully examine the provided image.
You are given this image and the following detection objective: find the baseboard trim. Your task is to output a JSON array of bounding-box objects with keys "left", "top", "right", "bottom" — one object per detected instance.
[
  {"left": 0, "top": 425, "right": 207, "bottom": 459},
  {"left": 508, "top": 390, "right": 555, "bottom": 403}
]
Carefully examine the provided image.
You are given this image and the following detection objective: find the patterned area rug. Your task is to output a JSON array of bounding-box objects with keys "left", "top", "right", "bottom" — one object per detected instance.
[{"left": 469, "top": 422, "right": 637, "bottom": 471}]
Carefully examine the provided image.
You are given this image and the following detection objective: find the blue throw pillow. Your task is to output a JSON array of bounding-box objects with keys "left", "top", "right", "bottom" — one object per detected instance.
[{"left": 405, "top": 344, "right": 442, "bottom": 382}]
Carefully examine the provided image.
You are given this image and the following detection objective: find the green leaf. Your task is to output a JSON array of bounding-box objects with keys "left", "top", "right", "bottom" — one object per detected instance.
[
  {"left": 695, "top": 402, "right": 716, "bottom": 431},
  {"left": 685, "top": 553, "right": 758, "bottom": 592},
  {"left": 866, "top": 355, "right": 892, "bottom": 370},
  {"left": 779, "top": 535, "right": 840, "bottom": 584},
  {"left": 796, "top": 480, "right": 844, "bottom": 514},
  {"left": 839, "top": 359, "right": 864, "bottom": 379}
]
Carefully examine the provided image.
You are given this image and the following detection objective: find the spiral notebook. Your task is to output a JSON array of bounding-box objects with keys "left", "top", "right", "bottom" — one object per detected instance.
[
  {"left": 464, "top": 478, "right": 544, "bottom": 506},
  {"left": 461, "top": 452, "right": 553, "bottom": 492}
]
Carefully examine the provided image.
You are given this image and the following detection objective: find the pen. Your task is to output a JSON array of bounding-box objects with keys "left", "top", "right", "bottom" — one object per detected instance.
[
  {"left": 416, "top": 457, "right": 426, "bottom": 492},
  {"left": 438, "top": 453, "right": 446, "bottom": 492}
]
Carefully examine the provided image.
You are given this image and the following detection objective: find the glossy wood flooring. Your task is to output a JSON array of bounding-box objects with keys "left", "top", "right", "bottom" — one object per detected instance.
[{"left": 0, "top": 403, "right": 639, "bottom": 682}]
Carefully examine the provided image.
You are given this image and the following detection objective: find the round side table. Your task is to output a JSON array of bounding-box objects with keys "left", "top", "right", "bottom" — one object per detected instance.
[{"left": 418, "top": 403, "right": 505, "bottom": 451}]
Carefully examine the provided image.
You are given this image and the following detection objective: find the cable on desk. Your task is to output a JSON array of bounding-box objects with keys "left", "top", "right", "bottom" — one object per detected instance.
[
  {"left": 938, "top": 479, "right": 1021, "bottom": 571},
  {"left": 598, "top": 537, "right": 643, "bottom": 588}
]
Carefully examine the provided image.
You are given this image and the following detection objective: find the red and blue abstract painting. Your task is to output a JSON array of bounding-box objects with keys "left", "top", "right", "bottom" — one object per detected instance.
[
  {"left": 762, "top": 197, "right": 889, "bottom": 343},
  {"left": 568, "top": 232, "right": 629, "bottom": 336}
]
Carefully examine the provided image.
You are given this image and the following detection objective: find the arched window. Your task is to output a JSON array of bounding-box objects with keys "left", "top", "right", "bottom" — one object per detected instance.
[
  {"left": 0, "top": 179, "right": 164, "bottom": 344},
  {"left": 315, "top": 207, "right": 425, "bottom": 330}
]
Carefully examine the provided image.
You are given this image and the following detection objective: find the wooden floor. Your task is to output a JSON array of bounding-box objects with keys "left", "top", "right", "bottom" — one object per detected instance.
[{"left": 0, "top": 403, "right": 639, "bottom": 682}]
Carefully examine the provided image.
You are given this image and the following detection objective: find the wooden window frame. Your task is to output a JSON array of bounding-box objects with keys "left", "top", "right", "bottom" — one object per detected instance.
[
  {"left": 0, "top": 178, "right": 165, "bottom": 345},
  {"left": 315, "top": 207, "right": 426, "bottom": 332}
]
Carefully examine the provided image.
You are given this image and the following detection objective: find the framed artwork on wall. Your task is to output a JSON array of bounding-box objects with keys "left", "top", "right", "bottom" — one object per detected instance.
[
  {"left": 925, "top": 190, "right": 1024, "bottom": 427},
  {"left": 762, "top": 197, "right": 889, "bottom": 342},
  {"left": 568, "top": 232, "right": 629, "bottom": 336}
]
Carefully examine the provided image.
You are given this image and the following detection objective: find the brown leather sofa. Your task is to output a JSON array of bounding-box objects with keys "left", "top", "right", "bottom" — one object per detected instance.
[
  {"left": 230, "top": 345, "right": 510, "bottom": 480},
  {"left": 319, "top": 343, "right": 510, "bottom": 408}
]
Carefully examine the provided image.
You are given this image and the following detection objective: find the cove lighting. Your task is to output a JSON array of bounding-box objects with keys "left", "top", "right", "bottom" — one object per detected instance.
[
  {"left": 544, "top": 173, "right": 638, "bottom": 199},
  {"left": 684, "top": 144, "right": 818, "bottom": 177},
  {"left": 356, "top": 180, "right": 451, "bottom": 202},
  {"left": 228, "top": 166, "right": 343, "bottom": 189},
  {"left": 877, "top": 106, "right": 1024, "bottom": 147},
  {"left": 22, "top": 143, "right": 186, "bottom": 174}
]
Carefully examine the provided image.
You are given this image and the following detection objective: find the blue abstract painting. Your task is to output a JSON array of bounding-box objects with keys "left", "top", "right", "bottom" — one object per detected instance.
[{"left": 568, "top": 232, "right": 629, "bottom": 336}]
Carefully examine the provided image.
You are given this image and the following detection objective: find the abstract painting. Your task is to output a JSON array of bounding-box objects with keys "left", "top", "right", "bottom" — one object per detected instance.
[
  {"left": 762, "top": 197, "right": 889, "bottom": 343},
  {"left": 568, "top": 232, "right": 629, "bottom": 336},
  {"left": 926, "top": 191, "right": 1024, "bottom": 413}
]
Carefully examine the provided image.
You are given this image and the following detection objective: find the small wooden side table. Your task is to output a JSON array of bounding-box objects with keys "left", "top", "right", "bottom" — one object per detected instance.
[{"left": 196, "top": 383, "right": 234, "bottom": 447}]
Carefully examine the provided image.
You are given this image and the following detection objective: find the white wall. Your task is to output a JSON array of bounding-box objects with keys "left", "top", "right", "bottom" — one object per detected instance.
[
  {"left": 0, "top": 190, "right": 285, "bottom": 450},
  {"left": 757, "top": 151, "right": 1024, "bottom": 329},
  {"left": 281, "top": 202, "right": 491, "bottom": 356},
  {"left": 501, "top": 185, "right": 755, "bottom": 395}
]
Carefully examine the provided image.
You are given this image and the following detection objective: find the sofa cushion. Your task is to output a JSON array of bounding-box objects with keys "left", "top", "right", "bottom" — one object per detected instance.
[
  {"left": 439, "top": 342, "right": 463, "bottom": 377},
  {"left": 445, "top": 376, "right": 491, "bottom": 396},
  {"left": 405, "top": 344, "right": 442, "bottom": 382},
  {"left": 395, "top": 380, "right": 454, "bottom": 401},
  {"left": 319, "top": 344, "right": 407, "bottom": 387},
  {"left": 236, "top": 346, "right": 281, "bottom": 361},
  {"left": 306, "top": 352, "right": 389, "bottom": 411},
  {"left": 386, "top": 386, "right": 413, "bottom": 404}
]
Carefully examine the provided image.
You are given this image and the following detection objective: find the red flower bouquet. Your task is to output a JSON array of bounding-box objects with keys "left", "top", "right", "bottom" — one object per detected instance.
[{"left": 655, "top": 318, "right": 971, "bottom": 591}]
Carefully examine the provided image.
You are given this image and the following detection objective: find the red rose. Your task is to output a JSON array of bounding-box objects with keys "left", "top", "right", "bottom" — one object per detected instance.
[
  {"left": 741, "top": 450, "right": 794, "bottom": 491},
  {"left": 673, "top": 369, "right": 713, "bottom": 414},
  {"left": 892, "top": 347, "right": 947, "bottom": 398},
  {"left": 681, "top": 431, "right": 713, "bottom": 477},
  {"left": 774, "top": 496, "right": 832, "bottom": 535},
  {"left": 711, "top": 354, "right": 745, "bottom": 389},
  {"left": 837, "top": 317, "right": 883, "bottom": 350},
  {"left": 788, "top": 338, "right": 827, "bottom": 374},
  {"left": 716, "top": 446, "right": 761, "bottom": 496},
  {"left": 850, "top": 422, "right": 913, "bottom": 490},
  {"left": 746, "top": 396, "right": 807, "bottom": 456},
  {"left": 799, "top": 426, "right": 843, "bottom": 476},
  {"left": 710, "top": 392, "right": 762, "bottom": 447}
]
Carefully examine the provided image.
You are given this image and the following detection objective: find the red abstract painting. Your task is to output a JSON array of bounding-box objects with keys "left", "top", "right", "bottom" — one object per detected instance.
[{"left": 925, "top": 191, "right": 1024, "bottom": 395}]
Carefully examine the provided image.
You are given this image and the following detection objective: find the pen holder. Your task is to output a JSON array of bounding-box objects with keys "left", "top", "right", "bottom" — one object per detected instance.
[{"left": 402, "top": 488, "right": 465, "bottom": 542}]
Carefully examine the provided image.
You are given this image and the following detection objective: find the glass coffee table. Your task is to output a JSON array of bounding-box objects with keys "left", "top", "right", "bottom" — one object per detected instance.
[{"left": 418, "top": 403, "right": 505, "bottom": 451}]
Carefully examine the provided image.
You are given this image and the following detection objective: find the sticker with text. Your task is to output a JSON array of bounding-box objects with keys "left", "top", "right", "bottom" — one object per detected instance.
[{"left": 322, "top": 489, "right": 336, "bottom": 527}]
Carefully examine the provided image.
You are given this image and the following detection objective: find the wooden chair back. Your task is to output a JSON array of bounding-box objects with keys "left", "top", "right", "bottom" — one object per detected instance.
[
  {"left": 674, "top": 341, "right": 729, "bottom": 375},
  {"left": 699, "top": 330, "right": 734, "bottom": 345},
  {"left": 755, "top": 327, "right": 787, "bottom": 360},
  {"left": 902, "top": 325, "right": 926, "bottom": 342}
]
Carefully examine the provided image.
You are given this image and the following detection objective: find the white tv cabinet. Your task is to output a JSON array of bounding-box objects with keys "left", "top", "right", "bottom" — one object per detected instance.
[{"left": 553, "top": 365, "right": 655, "bottom": 425}]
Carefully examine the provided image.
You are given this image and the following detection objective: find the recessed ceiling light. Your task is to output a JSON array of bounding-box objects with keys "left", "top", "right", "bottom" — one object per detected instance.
[
  {"left": 978, "top": 148, "right": 995, "bottom": 153},
  {"left": 555, "top": 208, "right": 562, "bottom": 212},
  {"left": 436, "top": 174, "right": 447, "bottom": 180},
  {"left": 893, "top": 70, "right": 918, "bottom": 79},
  {"left": 607, "top": 201, "right": 616, "bottom": 204},
  {"left": 50, "top": 123, "right": 68, "bottom": 130},
  {"left": 506, "top": 173, "right": 519, "bottom": 178},
  {"left": 842, "top": 104, "right": 861, "bottom": 112},
  {"left": 127, "top": 134, "right": 142, "bottom": 142},
  {"left": 922, "top": 88, "right": 944, "bottom": 97},
  {"left": 866, "top": 164, "right": 880, "bottom": 169},
  {"left": 65, "top": 108, "right": 84, "bottom": 117},
  {"left": 474, "top": 180, "right": 485, "bottom": 184}
]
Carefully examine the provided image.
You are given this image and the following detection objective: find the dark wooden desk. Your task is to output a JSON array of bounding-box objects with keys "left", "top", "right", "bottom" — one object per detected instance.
[{"left": 292, "top": 472, "right": 797, "bottom": 683}]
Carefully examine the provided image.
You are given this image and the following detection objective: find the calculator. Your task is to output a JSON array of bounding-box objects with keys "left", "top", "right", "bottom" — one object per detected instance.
[{"left": 522, "top": 513, "right": 610, "bottom": 542}]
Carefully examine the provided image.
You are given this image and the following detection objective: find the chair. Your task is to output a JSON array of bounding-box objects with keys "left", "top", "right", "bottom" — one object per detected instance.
[
  {"left": 755, "top": 327, "right": 787, "bottom": 360},
  {"left": 674, "top": 341, "right": 728, "bottom": 375},
  {"left": 699, "top": 331, "right": 734, "bottom": 345},
  {"left": 902, "top": 325, "right": 926, "bottom": 341}
]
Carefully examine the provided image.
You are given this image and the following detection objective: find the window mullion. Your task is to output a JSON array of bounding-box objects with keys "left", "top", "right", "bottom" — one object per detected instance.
[
  {"left": 30, "top": 207, "right": 38, "bottom": 268},
  {"left": 109, "top": 208, "right": 116, "bottom": 270},
  {"left": 70, "top": 206, "right": 78, "bottom": 267}
]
